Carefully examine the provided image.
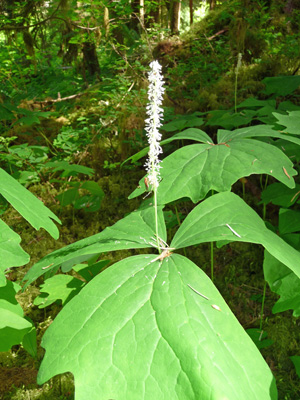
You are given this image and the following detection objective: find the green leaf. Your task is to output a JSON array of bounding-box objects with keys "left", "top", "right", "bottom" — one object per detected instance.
[
  {"left": 0, "top": 309, "right": 32, "bottom": 351},
  {"left": 23, "top": 205, "right": 166, "bottom": 288},
  {"left": 0, "top": 168, "right": 61, "bottom": 239},
  {"left": 0, "top": 279, "right": 32, "bottom": 351},
  {"left": 56, "top": 188, "right": 79, "bottom": 206},
  {"left": 246, "top": 329, "right": 273, "bottom": 350},
  {"left": 206, "top": 110, "right": 255, "bottom": 129},
  {"left": 217, "top": 124, "right": 300, "bottom": 147},
  {"left": 162, "top": 115, "right": 204, "bottom": 132},
  {"left": 237, "top": 98, "right": 275, "bottom": 109},
  {"left": 73, "top": 260, "right": 110, "bottom": 282},
  {"left": 81, "top": 181, "right": 105, "bottom": 197},
  {"left": 290, "top": 356, "right": 300, "bottom": 378},
  {"left": 261, "top": 183, "right": 300, "bottom": 207},
  {"left": 0, "top": 219, "right": 30, "bottom": 278},
  {"left": 273, "top": 111, "right": 300, "bottom": 135},
  {"left": 74, "top": 195, "right": 102, "bottom": 212},
  {"left": 123, "top": 128, "right": 211, "bottom": 165},
  {"left": 262, "top": 76, "right": 300, "bottom": 96},
  {"left": 0, "top": 104, "right": 14, "bottom": 121},
  {"left": 0, "top": 279, "right": 23, "bottom": 316},
  {"left": 171, "top": 192, "right": 300, "bottom": 279},
  {"left": 17, "top": 115, "right": 40, "bottom": 125},
  {"left": 130, "top": 139, "right": 296, "bottom": 204},
  {"left": 278, "top": 101, "right": 300, "bottom": 112},
  {"left": 44, "top": 161, "right": 94, "bottom": 177},
  {"left": 278, "top": 208, "right": 300, "bottom": 235},
  {"left": 34, "top": 275, "right": 85, "bottom": 308},
  {"left": 264, "top": 250, "right": 300, "bottom": 317},
  {"left": 22, "top": 324, "right": 37, "bottom": 357},
  {"left": 38, "top": 254, "right": 277, "bottom": 399},
  {"left": 273, "top": 139, "right": 300, "bottom": 162}
]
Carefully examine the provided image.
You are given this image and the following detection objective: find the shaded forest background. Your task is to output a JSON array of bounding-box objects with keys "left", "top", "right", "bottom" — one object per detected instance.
[{"left": 0, "top": 0, "right": 300, "bottom": 399}]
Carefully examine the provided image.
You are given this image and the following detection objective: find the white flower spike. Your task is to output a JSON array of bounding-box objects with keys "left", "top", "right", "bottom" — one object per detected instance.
[{"left": 144, "top": 60, "right": 165, "bottom": 190}]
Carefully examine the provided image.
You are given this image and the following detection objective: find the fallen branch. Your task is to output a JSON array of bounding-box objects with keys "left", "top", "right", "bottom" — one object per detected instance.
[
  {"left": 34, "top": 92, "right": 84, "bottom": 104},
  {"left": 207, "top": 28, "right": 228, "bottom": 41}
]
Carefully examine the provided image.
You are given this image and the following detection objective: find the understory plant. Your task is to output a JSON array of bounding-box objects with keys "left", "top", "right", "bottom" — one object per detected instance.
[
  {"left": 22, "top": 62, "right": 300, "bottom": 399},
  {"left": 0, "top": 167, "right": 60, "bottom": 354}
]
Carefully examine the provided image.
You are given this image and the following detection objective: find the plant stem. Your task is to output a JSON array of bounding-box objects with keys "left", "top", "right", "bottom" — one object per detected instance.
[
  {"left": 174, "top": 205, "right": 181, "bottom": 226},
  {"left": 210, "top": 241, "right": 214, "bottom": 282},
  {"left": 234, "top": 72, "right": 238, "bottom": 114},
  {"left": 154, "top": 188, "right": 161, "bottom": 254},
  {"left": 259, "top": 281, "right": 267, "bottom": 331},
  {"left": 174, "top": 204, "right": 187, "bottom": 257},
  {"left": 262, "top": 174, "right": 268, "bottom": 220}
]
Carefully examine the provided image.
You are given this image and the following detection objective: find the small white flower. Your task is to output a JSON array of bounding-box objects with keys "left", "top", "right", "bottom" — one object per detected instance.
[{"left": 144, "top": 60, "right": 165, "bottom": 190}]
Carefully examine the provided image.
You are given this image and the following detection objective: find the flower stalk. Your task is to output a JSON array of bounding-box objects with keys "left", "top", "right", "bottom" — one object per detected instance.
[
  {"left": 144, "top": 60, "right": 165, "bottom": 253},
  {"left": 234, "top": 53, "right": 242, "bottom": 113}
]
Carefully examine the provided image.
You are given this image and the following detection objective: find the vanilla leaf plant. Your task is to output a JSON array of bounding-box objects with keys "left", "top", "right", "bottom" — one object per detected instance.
[
  {"left": 25, "top": 62, "right": 300, "bottom": 400},
  {"left": 0, "top": 168, "right": 60, "bottom": 353}
]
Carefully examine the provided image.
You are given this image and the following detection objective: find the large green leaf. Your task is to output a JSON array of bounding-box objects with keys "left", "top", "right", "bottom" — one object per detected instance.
[
  {"left": 171, "top": 192, "right": 300, "bottom": 279},
  {"left": 23, "top": 205, "right": 166, "bottom": 288},
  {"left": 130, "top": 139, "right": 296, "bottom": 204},
  {"left": 38, "top": 254, "right": 277, "bottom": 399},
  {"left": 123, "top": 128, "right": 211, "bottom": 165},
  {"left": 0, "top": 219, "right": 29, "bottom": 285},
  {"left": 0, "top": 168, "right": 61, "bottom": 239},
  {"left": 263, "top": 251, "right": 300, "bottom": 317}
]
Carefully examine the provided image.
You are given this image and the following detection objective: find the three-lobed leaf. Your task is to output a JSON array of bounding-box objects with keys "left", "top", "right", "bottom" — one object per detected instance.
[
  {"left": 130, "top": 138, "right": 296, "bottom": 204},
  {"left": 171, "top": 192, "right": 300, "bottom": 279},
  {"left": 38, "top": 254, "right": 277, "bottom": 400},
  {"left": 23, "top": 204, "right": 166, "bottom": 288}
]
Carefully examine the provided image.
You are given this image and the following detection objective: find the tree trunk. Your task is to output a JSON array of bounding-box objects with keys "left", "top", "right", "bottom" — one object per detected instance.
[
  {"left": 189, "top": 0, "right": 193, "bottom": 25},
  {"left": 104, "top": 6, "right": 109, "bottom": 37},
  {"left": 82, "top": 41, "right": 101, "bottom": 77},
  {"left": 170, "top": 0, "right": 181, "bottom": 34},
  {"left": 140, "top": 0, "right": 145, "bottom": 26},
  {"left": 209, "top": 0, "right": 216, "bottom": 10}
]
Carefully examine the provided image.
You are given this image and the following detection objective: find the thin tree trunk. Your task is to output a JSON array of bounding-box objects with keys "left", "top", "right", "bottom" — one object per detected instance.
[
  {"left": 104, "top": 6, "right": 109, "bottom": 37},
  {"left": 189, "top": 0, "right": 193, "bottom": 25},
  {"left": 209, "top": 0, "right": 216, "bottom": 10},
  {"left": 140, "top": 0, "right": 145, "bottom": 26}
]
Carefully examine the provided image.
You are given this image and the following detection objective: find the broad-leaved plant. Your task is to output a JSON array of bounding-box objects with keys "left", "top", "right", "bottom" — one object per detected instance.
[{"left": 23, "top": 63, "right": 300, "bottom": 399}]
